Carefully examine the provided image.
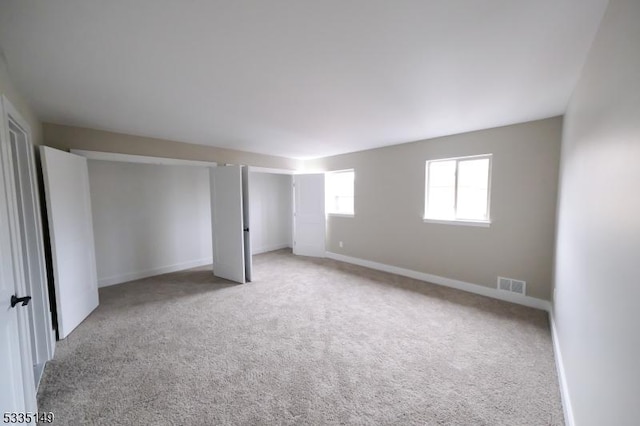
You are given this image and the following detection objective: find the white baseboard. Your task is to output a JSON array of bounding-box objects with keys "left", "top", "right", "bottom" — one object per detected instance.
[
  {"left": 34, "top": 362, "right": 46, "bottom": 391},
  {"left": 252, "top": 243, "right": 291, "bottom": 255},
  {"left": 98, "top": 257, "right": 213, "bottom": 287},
  {"left": 325, "top": 252, "right": 551, "bottom": 311},
  {"left": 548, "top": 308, "right": 574, "bottom": 426}
]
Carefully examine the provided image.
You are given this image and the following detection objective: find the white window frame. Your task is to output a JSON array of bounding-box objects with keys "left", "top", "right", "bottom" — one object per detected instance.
[
  {"left": 423, "top": 154, "right": 492, "bottom": 227},
  {"left": 325, "top": 169, "right": 355, "bottom": 217}
]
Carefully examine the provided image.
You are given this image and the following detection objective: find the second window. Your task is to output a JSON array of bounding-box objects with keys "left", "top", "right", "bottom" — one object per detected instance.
[{"left": 424, "top": 155, "right": 492, "bottom": 223}]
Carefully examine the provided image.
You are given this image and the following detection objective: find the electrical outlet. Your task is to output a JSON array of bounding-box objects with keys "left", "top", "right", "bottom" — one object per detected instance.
[{"left": 339, "top": 241, "right": 343, "bottom": 248}]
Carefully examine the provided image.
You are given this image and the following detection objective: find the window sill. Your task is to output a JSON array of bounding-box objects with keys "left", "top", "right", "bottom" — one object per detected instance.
[
  {"left": 423, "top": 218, "right": 491, "bottom": 227},
  {"left": 327, "top": 213, "right": 355, "bottom": 218}
]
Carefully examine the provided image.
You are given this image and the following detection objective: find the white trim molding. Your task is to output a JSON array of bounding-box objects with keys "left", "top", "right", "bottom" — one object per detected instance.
[
  {"left": 327, "top": 213, "right": 355, "bottom": 219},
  {"left": 98, "top": 257, "right": 213, "bottom": 287},
  {"left": 249, "top": 166, "right": 296, "bottom": 175},
  {"left": 423, "top": 218, "right": 491, "bottom": 227},
  {"left": 549, "top": 308, "right": 575, "bottom": 426},
  {"left": 71, "top": 149, "right": 217, "bottom": 168},
  {"left": 325, "top": 251, "right": 550, "bottom": 311}
]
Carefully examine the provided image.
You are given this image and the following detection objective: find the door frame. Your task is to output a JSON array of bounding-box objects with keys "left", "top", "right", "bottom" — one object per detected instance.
[
  {"left": 3, "top": 98, "right": 55, "bottom": 383},
  {"left": 0, "top": 95, "right": 37, "bottom": 411}
]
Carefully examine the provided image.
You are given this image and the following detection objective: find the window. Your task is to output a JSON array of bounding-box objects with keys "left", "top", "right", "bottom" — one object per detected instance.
[
  {"left": 325, "top": 169, "right": 354, "bottom": 216},
  {"left": 424, "top": 154, "right": 492, "bottom": 225}
]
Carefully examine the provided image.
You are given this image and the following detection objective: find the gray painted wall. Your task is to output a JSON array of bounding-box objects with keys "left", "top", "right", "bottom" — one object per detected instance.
[
  {"left": 306, "top": 117, "right": 562, "bottom": 300},
  {"left": 554, "top": 0, "right": 640, "bottom": 424},
  {"left": 88, "top": 161, "right": 212, "bottom": 287}
]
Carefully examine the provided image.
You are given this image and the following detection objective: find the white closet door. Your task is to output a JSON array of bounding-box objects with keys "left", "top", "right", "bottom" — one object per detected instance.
[
  {"left": 210, "top": 165, "right": 246, "bottom": 283},
  {"left": 293, "top": 174, "right": 325, "bottom": 257},
  {"left": 40, "top": 147, "right": 99, "bottom": 339}
]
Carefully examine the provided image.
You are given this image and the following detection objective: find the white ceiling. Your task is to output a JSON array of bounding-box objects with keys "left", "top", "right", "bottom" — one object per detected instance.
[{"left": 0, "top": 0, "right": 608, "bottom": 159}]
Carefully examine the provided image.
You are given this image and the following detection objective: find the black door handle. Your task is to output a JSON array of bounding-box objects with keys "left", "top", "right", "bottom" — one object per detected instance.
[
  {"left": 11, "top": 295, "right": 31, "bottom": 308},
  {"left": 244, "top": 228, "right": 249, "bottom": 232}
]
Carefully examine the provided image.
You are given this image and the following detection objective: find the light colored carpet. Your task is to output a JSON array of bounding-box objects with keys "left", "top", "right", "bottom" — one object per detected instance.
[{"left": 38, "top": 249, "right": 564, "bottom": 425}]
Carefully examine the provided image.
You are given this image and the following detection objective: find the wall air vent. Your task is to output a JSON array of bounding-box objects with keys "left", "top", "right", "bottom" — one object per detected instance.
[
  {"left": 497, "top": 276, "right": 527, "bottom": 295},
  {"left": 498, "top": 277, "right": 511, "bottom": 291}
]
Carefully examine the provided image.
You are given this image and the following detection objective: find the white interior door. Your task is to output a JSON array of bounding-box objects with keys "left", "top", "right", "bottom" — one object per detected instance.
[
  {"left": 0, "top": 103, "right": 35, "bottom": 414},
  {"left": 242, "top": 166, "right": 252, "bottom": 282},
  {"left": 9, "top": 120, "right": 55, "bottom": 382},
  {"left": 293, "top": 174, "right": 326, "bottom": 257},
  {"left": 40, "top": 147, "right": 99, "bottom": 339},
  {"left": 0, "top": 198, "right": 28, "bottom": 415},
  {"left": 210, "top": 165, "right": 246, "bottom": 283}
]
